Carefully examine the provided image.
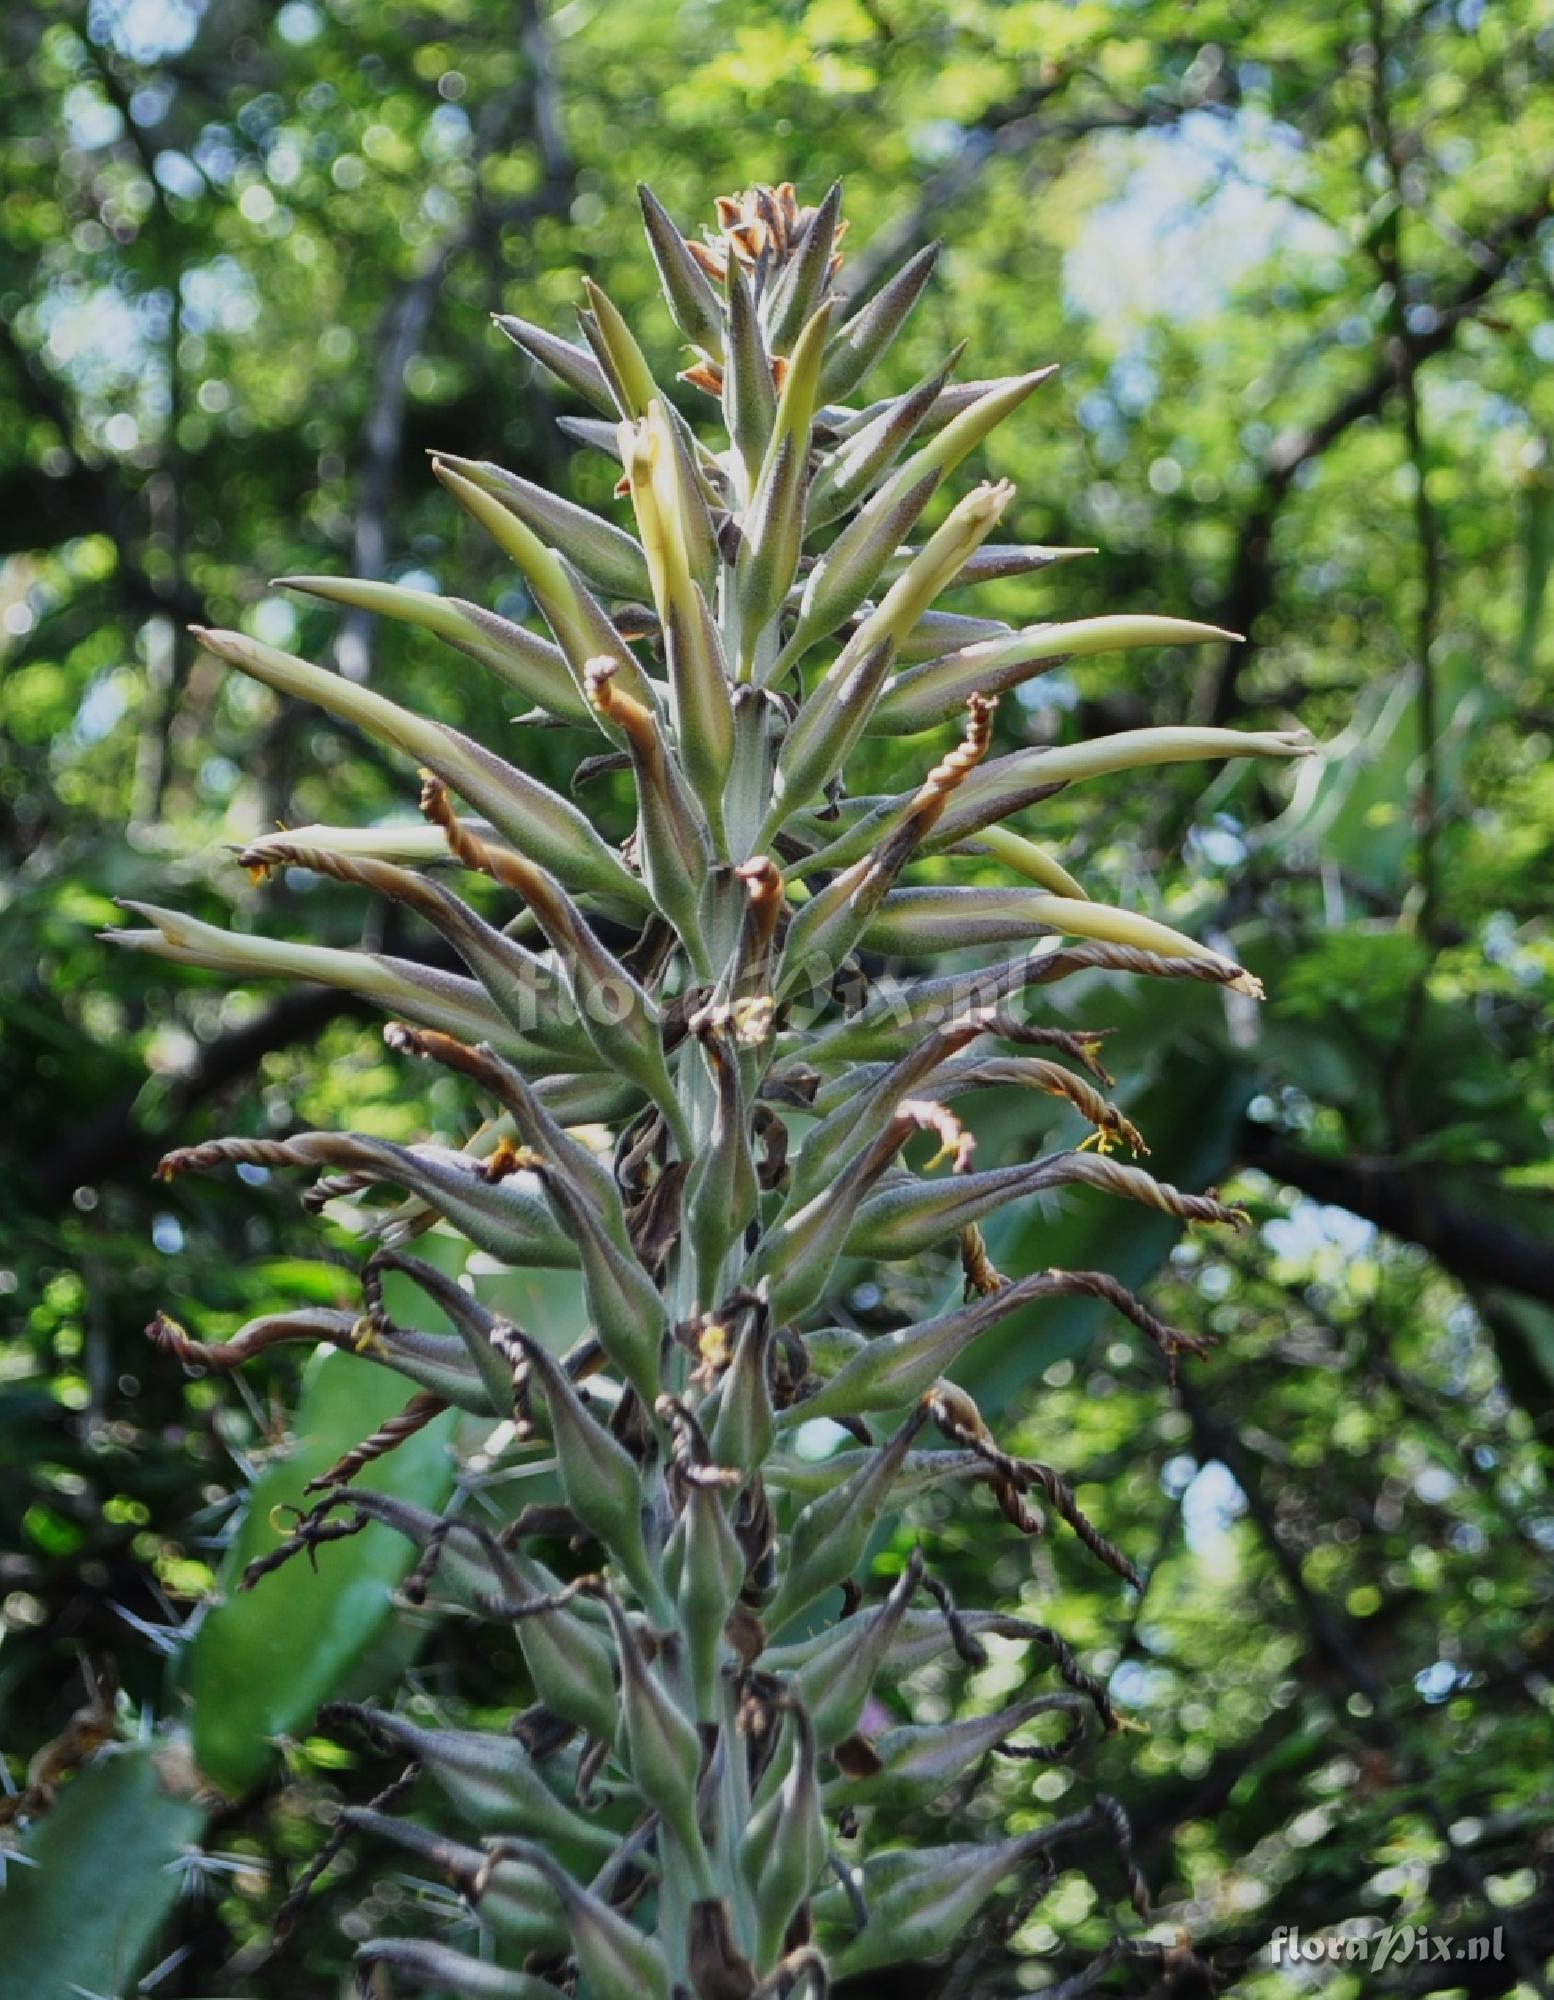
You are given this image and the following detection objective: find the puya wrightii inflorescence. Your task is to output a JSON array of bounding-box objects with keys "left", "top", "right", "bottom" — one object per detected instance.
[{"left": 118, "top": 181, "right": 1313, "bottom": 1999}]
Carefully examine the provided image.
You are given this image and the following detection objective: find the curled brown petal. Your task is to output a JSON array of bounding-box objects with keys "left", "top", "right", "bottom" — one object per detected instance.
[
  {"left": 304, "top": 1390, "right": 450, "bottom": 1494},
  {"left": 146, "top": 1306, "right": 357, "bottom": 1371}
]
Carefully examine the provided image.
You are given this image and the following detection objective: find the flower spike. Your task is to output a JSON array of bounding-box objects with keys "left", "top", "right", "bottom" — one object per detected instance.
[{"left": 122, "top": 179, "right": 1320, "bottom": 1996}]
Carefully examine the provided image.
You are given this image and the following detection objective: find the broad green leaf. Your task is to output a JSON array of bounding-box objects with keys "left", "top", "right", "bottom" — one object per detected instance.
[
  {"left": 1260, "top": 652, "right": 1492, "bottom": 894},
  {"left": 180, "top": 1349, "right": 458, "bottom": 1796},
  {"left": 0, "top": 1744, "right": 208, "bottom": 2000}
]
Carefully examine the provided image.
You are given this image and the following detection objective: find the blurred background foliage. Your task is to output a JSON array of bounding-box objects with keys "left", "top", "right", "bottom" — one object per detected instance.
[{"left": 1, "top": 0, "right": 1552, "bottom": 1995}]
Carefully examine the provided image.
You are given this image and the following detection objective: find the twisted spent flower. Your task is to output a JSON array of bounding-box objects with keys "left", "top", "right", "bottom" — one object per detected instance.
[{"left": 118, "top": 179, "right": 1319, "bottom": 1999}]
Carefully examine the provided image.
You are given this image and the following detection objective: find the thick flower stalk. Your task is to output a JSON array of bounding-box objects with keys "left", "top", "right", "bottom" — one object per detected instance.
[{"left": 116, "top": 181, "right": 1314, "bottom": 1998}]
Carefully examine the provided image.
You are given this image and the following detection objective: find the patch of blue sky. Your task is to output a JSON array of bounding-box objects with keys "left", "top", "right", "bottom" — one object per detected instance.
[
  {"left": 1263, "top": 1199, "right": 1376, "bottom": 1267},
  {"left": 1064, "top": 109, "right": 1343, "bottom": 338},
  {"left": 35, "top": 251, "right": 256, "bottom": 439},
  {"left": 179, "top": 256, "right": 261, "bottom": 336},
  {"left": 1181, "top": 1458, "right": 1247, "bottom": 1563},
  {"left": 89, "top": 0, "right": 204, "bottom": 65},
  {"left": 73, "top": 668, "right": 134, "bottom": 748},
  {"left": 35, "top": 282, "right": 164, "bottom": 408},
  {"left": 63, "top": 81, "right": 127, "bottom": 152}
]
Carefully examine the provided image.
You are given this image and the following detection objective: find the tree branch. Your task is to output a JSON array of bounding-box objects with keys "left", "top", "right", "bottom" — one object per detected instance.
[
  {"left": 1197, "top": 181, "right": 1552, "bottom": 724},
  {"left": 35, "top": 984, "right": 374, "bottom": 1212},
  {"left": 841, "top": 79, "right": 1228, "bottom": 302},
  {"left": 0, "top": 318, "right": 205, "bottom": 629},
  {"left": 332, "top": 31, "right": 575, "bottom": 683},
  {"left": 1240, "top": 1125, "right": 1554, "bottom": 1311},
  {"left": 1182, "top": 1378, "right": 1554, "bottom": 1998}
]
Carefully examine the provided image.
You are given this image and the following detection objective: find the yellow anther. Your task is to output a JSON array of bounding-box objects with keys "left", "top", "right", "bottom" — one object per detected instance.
[
  {"left": 730, "top": 996, "right": 774, "bottom": 1047},
  {"left": 698, "top": 1320, "right": 732, "bottom": 1372}
]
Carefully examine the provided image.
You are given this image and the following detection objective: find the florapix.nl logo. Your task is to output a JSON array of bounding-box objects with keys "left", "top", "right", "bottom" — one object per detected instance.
[{"left": 1271, "top": 1924, "right": 1505, "bottom": 1972}]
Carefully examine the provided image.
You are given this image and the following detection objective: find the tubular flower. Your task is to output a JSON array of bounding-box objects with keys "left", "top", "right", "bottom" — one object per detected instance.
[{"left": 118, "top": 183, "right": 1311, "bottom": 1998}]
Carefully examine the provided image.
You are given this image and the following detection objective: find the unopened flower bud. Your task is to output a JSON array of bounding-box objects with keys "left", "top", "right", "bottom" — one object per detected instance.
[
  {"left": 482, "top": 1839, "right": 673, "bottom": 2000},
  {"left": 826, "top": 1693, "right": 1089, "bottom": 1811},
  {"left": 500, "top": 1330, "right": 668, "bottom": 1622},
  {"left": 763, "top": 1412, "right": 925, "bottom": 1632},
  {"left": 593, "top": 1590, "right": 712, "bottom": 1891},
  {"left": 741, "top": 1703, "right": 826, "bottom": 1964},
  {"left": 355, "top": 1937, "right": 564, "bottom": 1999},
  {"left": 324, "top": 1704, "right": 612, "bottom": 1859},
  {"left": 791, "top": 1551, "right": 923, "bottom": 1749}
]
